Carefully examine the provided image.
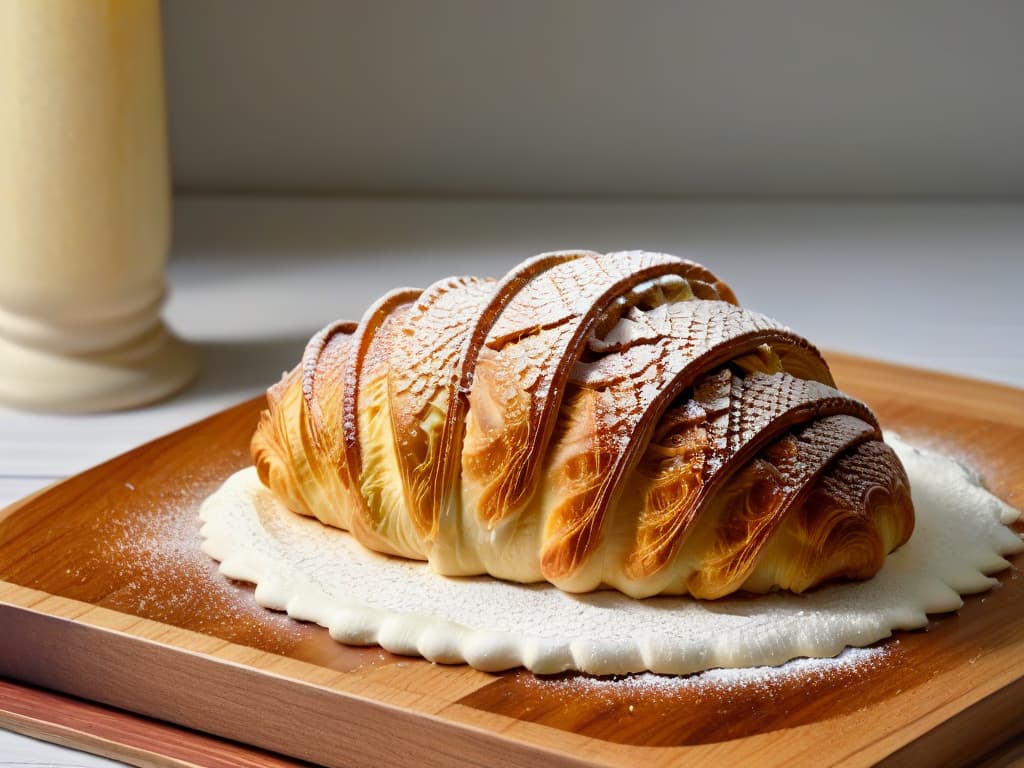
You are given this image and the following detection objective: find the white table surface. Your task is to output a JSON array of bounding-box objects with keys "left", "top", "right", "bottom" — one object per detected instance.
[{"left": 2, "top": 197, "right": 1022, "bottom": 767}]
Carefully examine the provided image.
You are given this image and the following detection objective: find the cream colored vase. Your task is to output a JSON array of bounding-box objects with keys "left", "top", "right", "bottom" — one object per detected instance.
[{"left": 0, "top": 0, "right": 195, "bottom": 412}]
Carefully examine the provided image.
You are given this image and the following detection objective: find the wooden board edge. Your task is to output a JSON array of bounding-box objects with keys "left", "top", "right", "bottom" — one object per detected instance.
[
  {"left": 825, "top": 351, "right": 1024, "bottom": 427},
  {"left": 874, "top": 674, "right": 1024, "bottom": 768},
  {"left": 0, "top": 480, "right": 62, "bottom": 526},
  {"left": 5, "top": 676, "right": 1023, "bottom": 768},
  {"left": 0, "top": 678, "right": 313, "bottom": 768},
  {"left": 826, "top": 350, "right": 1024, "bottom": 395},
  {"left": 0, "top": 705, "right": 196, "bottom": 768},
  {"left": 0, "top": 580, "right": 489, "bottom": 706},
  {"left": 0, "top": 597, "right": 596, "bottom": 768},
  {"left": 974, "top": 737, "right": 1024, "bottom": 768}
]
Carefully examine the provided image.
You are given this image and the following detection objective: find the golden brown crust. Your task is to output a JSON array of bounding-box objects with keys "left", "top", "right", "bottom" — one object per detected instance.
[
  {"left": 616, "top": 370, "right": 878, "bottom": 582},
  {"left": 386, "top": 252, "right": 600, "bottom": 543},
  {"left": 682, "top": 414, "right": 882, "bottom": 598},
  {"left": 465, "top": 252, "right": 740, "bottom": 529},
  {"left": 343, "top": 288, "right": 422, "bottom": 476},
  {"left": 537, "top": 300, "right": 845, "bottom": 582},
  {"left": 250, "top": 251, "right": 915, "bottom": 598},
  {"left": 387, "top": 276, "right": 497, "bottom": 539}
]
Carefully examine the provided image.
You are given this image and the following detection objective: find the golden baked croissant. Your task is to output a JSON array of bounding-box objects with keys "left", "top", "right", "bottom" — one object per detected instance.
[{"left": 252, "top": 250, "right": 914, "bottom": 599}]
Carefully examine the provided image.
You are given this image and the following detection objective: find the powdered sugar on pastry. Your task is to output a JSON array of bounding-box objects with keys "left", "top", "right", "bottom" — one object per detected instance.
[{"left": 199, "top": 436, "right": 1022, "bottom": 676}]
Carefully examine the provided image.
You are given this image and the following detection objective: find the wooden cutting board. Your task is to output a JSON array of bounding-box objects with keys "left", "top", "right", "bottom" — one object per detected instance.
[{"left": 0, "top": 352, "right": 1022, "bottom": 768}]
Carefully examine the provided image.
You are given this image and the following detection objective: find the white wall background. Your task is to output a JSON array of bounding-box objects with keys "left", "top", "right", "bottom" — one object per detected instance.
[{"left": 163, "top": 0, "right": 1024, "bottom": 198}]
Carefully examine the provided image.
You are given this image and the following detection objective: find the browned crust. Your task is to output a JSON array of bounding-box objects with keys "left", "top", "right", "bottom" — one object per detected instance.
[
  {"left": 622, "top": 370, "right": 877, "bottom": 580},
  {"left": 343, "top": 289, "right": 422, "bottom": 549},
  {"left": 541, "top": 367, "right": 877, "bottom": 582},
  {"left": 684, "top": 414, "right": 881, "bottom": 598},
  {"left": 536, "top": 318, "right": 843, "bottom": 582},
  {"left": 251, "top": 321, "right": 360, "bottom": 523},
  {"left": 467, "top": 252, "right": 739, "bottom": 528},
  {"left": 387, "top": 252, "right": 592, "bottom": 540},
  {"left": 783, "top": 439, "right": 915, "bottom": 591},
  {"left": 387, "top": 276, "right": 496, "bottom": 538},
  {"left": 341, "top": 289, "right": 422, "bottom": 485},
  {"left": 301, "top": 320, "right": 358, "bottom": 452}
]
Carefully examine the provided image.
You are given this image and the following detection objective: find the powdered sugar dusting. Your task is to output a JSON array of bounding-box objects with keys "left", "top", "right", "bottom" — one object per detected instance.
[
  {"left": 90, "top": 469, "right": 305, "bottom": 649},
  {"left": 199, "top": 437, "right": 1023, "bottom": 675},
  {"left": 530, "top": 644, "right": 894, "bottom": 704}
]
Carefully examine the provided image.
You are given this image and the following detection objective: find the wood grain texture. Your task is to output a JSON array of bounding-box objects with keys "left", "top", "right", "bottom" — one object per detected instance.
[
  {"left": 0, "top": 352, "right": 1022, "bottom": 768},
  {"left": 0, "top": 678, "right": 311, "bottom": 768}
]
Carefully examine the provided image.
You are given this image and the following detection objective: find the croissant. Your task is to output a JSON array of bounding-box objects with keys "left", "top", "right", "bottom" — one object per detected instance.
[{"left": 252, "top": 250, "right": 914, "bottom": 599}]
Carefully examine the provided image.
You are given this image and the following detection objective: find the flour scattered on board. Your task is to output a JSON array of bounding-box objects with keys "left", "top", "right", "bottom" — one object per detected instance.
[
  {"left": 199, "top": 437, "right": 1022, "bottom": 676},
  {"left": 524, "top": 644, "right": 895, "bottom": 704},
  {"left": 87, "top": 473, "right": 305, "bottom": 646}
]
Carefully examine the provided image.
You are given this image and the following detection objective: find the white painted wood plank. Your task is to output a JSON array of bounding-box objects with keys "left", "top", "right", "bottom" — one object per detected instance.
[{"left": 0, "top": 729, "right": 125, "bottom": 767}]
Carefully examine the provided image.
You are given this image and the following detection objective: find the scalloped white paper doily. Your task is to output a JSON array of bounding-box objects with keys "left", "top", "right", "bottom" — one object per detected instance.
[{"left": 199, "top": 437, "right": 1022, "bottom": 675}]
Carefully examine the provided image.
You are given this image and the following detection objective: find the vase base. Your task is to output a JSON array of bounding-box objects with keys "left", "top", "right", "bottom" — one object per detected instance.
[{"left": 0, "top": 323, "right": 197, "bottom": 413}]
